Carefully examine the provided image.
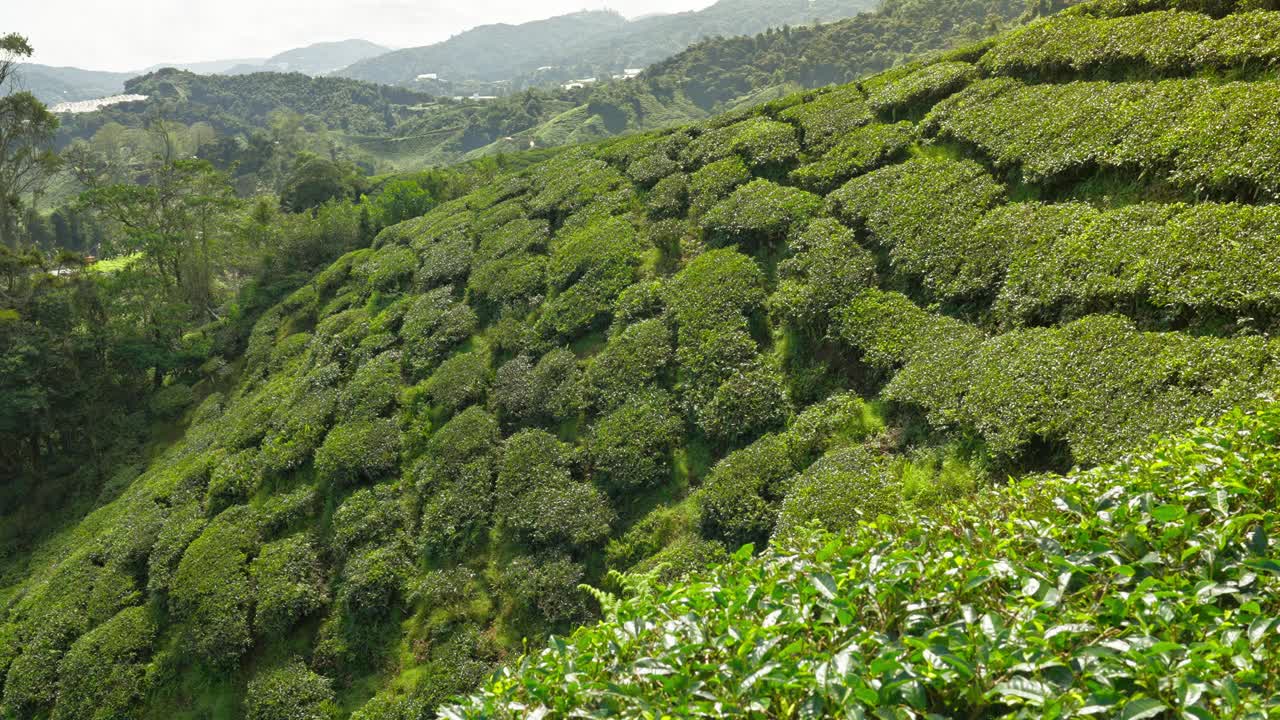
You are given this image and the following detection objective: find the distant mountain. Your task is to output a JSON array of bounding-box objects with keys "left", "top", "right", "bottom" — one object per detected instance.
[
  {"left": 140, "top": 58, "right": 268, "bottom": 75},
  {"left": 12, "top": 64, "right": 134, "bottom": 105},
  {"left": 225, "top": 39, "right": 390, "bottom": 76},
  {"left": 337, "top": 0, "right": 879, "bottom": 88}
]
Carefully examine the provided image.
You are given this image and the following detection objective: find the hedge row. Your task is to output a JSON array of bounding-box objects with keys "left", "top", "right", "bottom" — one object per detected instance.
[
  {"left": 828, "top": 158, "right": 1006, "bottom": 298},
  {"left": 840, "top": 291, "right": 1278, "bottom": 462},
  {"left": 926, "top": 77, "right": 1280, "bottom": 197},
  {"left": 866, "top": 61, "right": 980, "bottom": 116},
  {"left": 982, "top": 9, "right": 1280, "bottom": 76},
  {"left": 789, "top": 121, "right": 915, "bottom": 194}
]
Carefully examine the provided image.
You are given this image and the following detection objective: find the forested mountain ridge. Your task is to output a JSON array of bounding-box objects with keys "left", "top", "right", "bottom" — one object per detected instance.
[
  {"left": 336, "top": 0, "right": 879, "bottom": 90},
  {"left": 224, "top": 40, "right": 391, "bottom": 77},
  {"left": 11, "top": 64, "right": 135, "bottom": 105},
  {"left": 6, "top": 0, "right": 1280, "bottom": 718}
]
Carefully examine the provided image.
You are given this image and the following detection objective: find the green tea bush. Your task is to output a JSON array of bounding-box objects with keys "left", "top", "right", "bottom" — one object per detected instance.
[
  {"left": 726, "top": 118, "right": 802, "bottom": 172},
  {"left": 829, "top": 158, "right": 1005, "bottom": 298},
  {"left": 981, "top": 9, "right": 1280, "bottom": 77},
  {"left": 337, "top": 544, "right": 413, "bottom": 618},
  {"left": 867, "top": 61, "right": 978, "bottom": 116},
  {"left": 588, "top": 390, "right": 683, "bottom": 495},
  {"left": 205, "top": 448, "right": 260, "bottom": 516},
  {"left": 245, "top": 660, "right": 336, "bottom": 720},
  {"left": 148, "top": 383, "right": 193, "bottom": 418},
  {"left": 332, "top": 483, "right": 402, "bottom": 558},
  {"left": 146, "top": 504, "right": 207, "bottom": 595},
  {"left": 312, "top": 307, "right": 371, "bottom": 367},
  {"left": 398, "top": 287, "right": 478, "bottom": 378},
  {"left": 612, "top": 280, "right": 667, "bottom": 330},
  {"left": 445, "top": 403, "right": 1280, "bottom": 718},
  {"left": 697, "top": 433, "right": 796, "bottom": 550},
  {"left": 778, "top": 86, "right": 873, "bottom": 152},
  {"left": 415, "top": 407, "right": 500, "bottom": 554},
  {"left": 926, "top": 77, "right": 1280, "bottom": 197},
  {"left": 698, "top": 366, "right": 792, "bottom": 446},
  {"left": 51, "top": 606, "right": 155, "bottom": 720},
  {"left": 526, "top": 153, "right": 629, "bottom": 223},
  {"left": 771, "top": 218, "right": 877, "bottom": 332},
  {"left": 494, "top": 430, "right": 614, "bottom": 549},
  {"left": 776, "top": 446, "right": 901, "bottom": 537},
  {"left": 170, "top": 506, "right": 258, "bottom": 668},
  {"left": 540, "top": 216, "right": 642, "bottom": 341},
  {"left": 250, "top": 534, "right": 326, "bottom": 637},
  {"left": 259, "top": 387, "right": 338, "bottom": 475},
  {"left": 268, "top": 331, "right": 312, "bottom": 372},
  {"left": 584, "top": 318, "right": 673, "bottom": 411},
  {"left": 993, "top": 202, "right": 1280, "bottom": 323},
  {"left": 644, "top": 173, "right": 689, "bottom": 219},
  {"left": 625, "top": 153, "right": 679, "bottom": 188},
  {"left": 342, "top": 350, "right": 403, "bottom": 419},
  {"left": 665, "top": 248, "right": 767, "bottom": 333},
  {"left": 468, "top": 218, "right": 550, "bottom": 311},
  {"left": 421, "top": 350, "right": 491, "bottom": 416},
  {"left": 497, "top": 554, "right": 590, "bottom": 628},
  {"left": 314, "top": 419, "right": 401, "bottom": 488},
  {"left": 687, "top": 157, "right": 751, "bottom": 216},
  {"left": 357, "top": 245, "right": 418, "bottom": 292},
  {"left": 789, "top": 121, "right": 915, "bottom": 194},
  {"left": 491, "top": 350, "right": 583, "bottom": 427},
  {"left": 700, "top": 180, "right": 823, "bottom": 251},
  {"left": 416, "top": 231, "right": 474, "bottom": 291}
]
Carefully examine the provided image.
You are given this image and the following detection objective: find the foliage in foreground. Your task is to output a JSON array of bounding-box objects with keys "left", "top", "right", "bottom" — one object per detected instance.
[{"left": 446, "top": 402, "right": 1280, "bottom": 718}]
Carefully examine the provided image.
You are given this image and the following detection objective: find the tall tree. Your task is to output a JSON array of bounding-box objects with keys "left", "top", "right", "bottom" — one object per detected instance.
[{"left": 0, "top": 34, "right": 60, "bottom": 249}]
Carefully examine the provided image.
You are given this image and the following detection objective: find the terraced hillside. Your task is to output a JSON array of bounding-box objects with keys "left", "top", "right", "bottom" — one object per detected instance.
[{"left": 4, "top": 0, "right": 1280, "bottom": 718}]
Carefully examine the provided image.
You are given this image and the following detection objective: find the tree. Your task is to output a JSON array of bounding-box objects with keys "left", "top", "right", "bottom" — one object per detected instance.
[
  {"left": 280, "top": 153, "right": 367, "bottom": 213},
  {"left": 0, "top": 34, "right": 61, "bottom": 249}
]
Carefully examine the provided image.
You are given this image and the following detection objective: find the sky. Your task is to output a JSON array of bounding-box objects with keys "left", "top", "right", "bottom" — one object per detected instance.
[{"left": 13, "top": 0, "right": 719, "bottom": 72}]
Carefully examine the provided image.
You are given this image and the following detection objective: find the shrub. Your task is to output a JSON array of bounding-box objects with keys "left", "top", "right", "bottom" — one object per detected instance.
[
  {"left": 467, "top": 218, "right": 550, "bottom": 311},
  {"left": 205, "top": 448, "right": 260, "bottom": 516},
  {"left": 775, "top": 446, "right": 901, "bottom": 537},
  {"left": 357, "top": 245, "right": 418, "bottom": 292},
  {"left": 495, "top": 430, "right": 613, "bottom": 548},
  {"left": 698, "top": 433, "right": 797, "bottom": 550},
  {"left": 259, "top": 387, "right": 338, "bottom": 475},
  {"left": 866, "top": 61, "right": 978, "bottom": 115},
  {"left": 415, "top": 407, "right": 499, "bottom": 553},
  {"left": 628, "top": 535, "right": 729, "bottom": 583},
  {"left": 588, "top": 390, "right": 683, "bottom": 495},
  {"left": 539, "top": 216, "right": 642, "bottom": 341},
  {"left": 726, "top": 118, "right": 802, "bottom": 172},
  {"left": 170, "top": 506, "right": 259, "bottom": 668},
  {"left": 688, "top": 157, "right": 751, "bottom": 216},
  {"left": 789, "top": 121, "right": 915, "bottom": 194},
  {"left": 491, "top": 350, "right": 583, "bottom": 426},
  {"left": 245, "top": 660, "right": 335, "bottom": 720},
  {"left": 342, "top": 350, "right": 403, "bottom": 419},
  {"left": 698, "top": 366, "right": 792, "bottom": 445},
  {"left": 332, "top": 483, "right": 402, "bottom": 558},
  {"left": 828, "top": 158, "right": 1005, "bottom": 298},
  {"left": 146, "top": 504, "right": 207, "bottom": 595},
  {"left": 250, "top": 535, "right": 326, "bottom": 637},
  {"left": 421, "top": 350, "right": 491, "bottom": 415},
  {"left": 612, "top": 280, "right": 667, "bottom": 330},
  {"left": 337, "top": 544, "right": 413, "bottom": 618},
  {"left": 398, "top": 287, "right": 477, "bottom": 378},
  {"left": 314, "top": 419, "right": 401, "bottom": 488},
  {"left": 770, "top": 218, "right": 878, "bottom": 331},
  {"left": 526, "top": 153, "right": 629, "bottom": 223},
  {"left": 665, "top": 248, "right": 767, "bottom": 333},
  {"left": 778, "top": 86, "right": 873, "bottom": 152},
  {"left": 497, "top": 554, "right": 590, "bottom": 627},
  {"left": 700, "top": 179, "right": 823, "bottom": 251},
  {"left": 626, "top": 153, "right": 679, "bottom": 188},
  {"left": 584, "top": 318, "right": 673, "bottom": 411},
  {"left": 52, "top": 606, "right": 156, "bottom": 720},
  {"left": 645, "top": 173, "right": 689, "bottom": 219}
]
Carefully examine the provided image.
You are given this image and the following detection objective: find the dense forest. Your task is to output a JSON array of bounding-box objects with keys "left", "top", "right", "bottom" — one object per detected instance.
[{"left": 4, "top": 0, "right": 1280, "bottom": 717}]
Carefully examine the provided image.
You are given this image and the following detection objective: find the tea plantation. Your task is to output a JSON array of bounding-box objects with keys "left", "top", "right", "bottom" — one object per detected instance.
[{"left": 4, "top": 0, "right": 1280, "bottom": 717}]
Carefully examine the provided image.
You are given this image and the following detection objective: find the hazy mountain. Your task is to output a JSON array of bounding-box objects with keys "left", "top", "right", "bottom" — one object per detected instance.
[
  {"left": 338, "top": 0, "right": 879, "bottom": 88},
  {"left": 12, "top": 64, "right": 135, "bottom": 105},
  {"left": 140, "top": 57, "right": 268, "bottom": 75},
  {"left": 224, "top": 39, "right": 390, "bottom": 76}
]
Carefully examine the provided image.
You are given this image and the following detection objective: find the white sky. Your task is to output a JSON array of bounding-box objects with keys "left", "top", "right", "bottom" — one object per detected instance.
[{"left": 13, "top": 0, "right": 719, "bottom": 72}]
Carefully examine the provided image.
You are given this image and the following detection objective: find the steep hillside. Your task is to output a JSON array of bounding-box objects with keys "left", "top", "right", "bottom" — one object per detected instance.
[
  {"left": 337, "top": 0, "right": 877, "bottom": 90},
  {"left": 447, "top": 401, "right": 1280, "bottom": 717},
  {"left": 5, "top": 0, "right": 1280, "bottom": 718},
  {"left": 225, "top": 40, "right": 391, "bottom": 77}
]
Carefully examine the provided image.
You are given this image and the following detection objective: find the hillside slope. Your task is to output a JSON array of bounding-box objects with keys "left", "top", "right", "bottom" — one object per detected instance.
[
  {"left": 337, "top": 0, "right": 877, "bottom": 90},
  {"left": 6, "top": 0, "right": 1280, "bottom": 718},
  {"left": 12, "top": 64, "right": 134, "bottom": 105},
  {"left": 225, "top": 40, "right": 390, "bottom": 77}
]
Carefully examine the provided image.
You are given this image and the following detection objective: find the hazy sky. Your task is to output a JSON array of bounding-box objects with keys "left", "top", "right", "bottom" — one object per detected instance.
[{"left": 14, "top": 0, "right": 719, "bottom": 72}]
